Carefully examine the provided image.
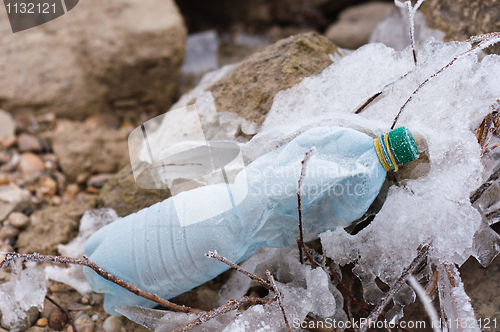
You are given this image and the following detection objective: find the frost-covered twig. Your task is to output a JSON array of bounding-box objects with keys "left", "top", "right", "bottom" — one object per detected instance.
[
  {"left": 407, "top": 275, "right": 441, "bottom": 332},
  {"left": 470, "top": 162, "right": 500, "bottom": 204},
  {"left": 437, "top": 263, "right": 480, "bottom": 331},
  {"left": 205, "top": 250, "right": 273, "bottom": 292},
  {"left": 0, "top": 252, "right": 205, "bottom": 314},
  {"left": 391, "top": 32, "right": 500, "bottom": 129},
  {"left": 45, "top": 295, "right": 76, "bottom": 332},
  {"left": 297, "top": 147, "right": 316, "bottom": 263},
  {"left": 394, "top": 0, "right": 425, "bottom": 65},
  {"left": 425, "top": 269, "right": 439, "bottom": 296},
  {"left": 266, "top": 270, "right": 292, "bottom": 332},
  {"left": 357, "top": 244, "right": 430, "bottom": 332},
  {"left": 172, "top": 297, "right": 274, "bottom": 332}
]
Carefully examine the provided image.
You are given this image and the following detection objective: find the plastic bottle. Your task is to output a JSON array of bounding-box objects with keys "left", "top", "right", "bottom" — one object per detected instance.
[{"left": 83, "top": 126, "right": 419, "bottom": 314}]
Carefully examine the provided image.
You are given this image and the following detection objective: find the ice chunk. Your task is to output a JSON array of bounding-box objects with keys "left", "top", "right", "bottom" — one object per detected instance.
[
  {"left": 370, "top": 8, "right": 445, "bottom": 51},
  {"left": 45, "top": 209, "right": 118, "bottom": 295},
  {"left": 219, "top": 247, "right": 340, "bottom": 326},
  {"left": 0, "top": 265, "right": 46, "bottom": 332},
  {"left": 181, "top": 30, "right": 219, "bottom": 75}
]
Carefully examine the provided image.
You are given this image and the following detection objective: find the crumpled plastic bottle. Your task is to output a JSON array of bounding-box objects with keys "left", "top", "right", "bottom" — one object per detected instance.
[{"left": 83, "top": 126, "right": 419, "bottom": 314}]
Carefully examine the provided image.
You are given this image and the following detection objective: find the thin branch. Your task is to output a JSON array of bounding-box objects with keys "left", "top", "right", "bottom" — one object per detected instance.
[
  {"left": 297, "top": 147, "right": 316, "bottom": 264},
  {"left": 0, "top": 252, "right": 205, "bottom": 314},
  {"left": 357, "top": 244, "right": 430, "bottom": 332},
  {"left": 470, "top": 162, "right": 500, "bottom": 204},
  {"left": 324, "top": 255, "right": 369, "bottom": 312},
  {"left": 172, "top": 297, "right": 274, "bottom": 332},
  {"left": 424, "top": 269, "right": 439, "bottom": 296},
  {"left": 391, "top": 32, "right": 500, "bottom": 129},
  {"left": 205, "top": 251, "right": 274, "bottom": 292},
  {"left": 45, "top": 295, "right": 77, "bottom": 332},
  {"left": 267, "top": 270, "right": 291, "bottom": 332},
  {"left": 407, "top": 275, "right": 441, "bottom": 332}
]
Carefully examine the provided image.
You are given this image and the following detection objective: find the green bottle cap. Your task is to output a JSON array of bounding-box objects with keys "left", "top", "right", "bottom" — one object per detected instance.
[{"left": 387, "top": 127, "right": 419, "bottom": 165}]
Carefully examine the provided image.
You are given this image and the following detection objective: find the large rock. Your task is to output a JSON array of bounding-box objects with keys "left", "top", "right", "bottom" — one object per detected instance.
[
  {"left": 325, "top": 2, "right": 394, "bottom": 49},
  {"left": 16, "top": 195, "right": 96, "bottom": 255},
  {"left": 98, "top": 166, "right": 171, "bottom": 217},
  {"left": 211, "top": 32, "right": 338, "bottom": 126},
  {"left": 48, "top": 120, "right": 130, "bottom": 182},
  {"left": 420, "top": 0, "right": 500, "bottom": 54},
  {"left": 0, "top": 0, "right": 186, "bottom": 119}
]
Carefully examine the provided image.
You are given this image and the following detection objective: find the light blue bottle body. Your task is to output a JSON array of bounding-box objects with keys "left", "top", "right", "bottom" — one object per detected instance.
[{"left": 83, "top": 126, "right": 386, "bottom": 314}]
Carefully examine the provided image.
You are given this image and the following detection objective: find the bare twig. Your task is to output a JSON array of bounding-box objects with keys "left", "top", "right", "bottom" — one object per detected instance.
[
  {"left": 267, "top": 270, "right": 292, "bottom": 332},
  {"left": 357, "top": 244, "right": 430, "bottom": 332},
  {"left": 407, "top": 276, "right": 441, "bottom": 332},
  {"left": 172, "top": 297, "right": 274, "bottom": 332},
  {"left": 297, "top": 147, "right": 316, "bottom": 263},
  {"left": 324, "top": 255, "right": 369, "bottom": 312},
  {"left": 424, "top": 269, "right": 439, "bottom": 296},
  {"left": 205, "top": 251, "right": 274, "bottom": 292},
  {"left": 0, "top": 252, "right": 205, "bottom": 314},
  {"left": 391, "top": 32, "right": 500, "bottom": 129},
  {"left": 45, "top": 295, "right": 77, "bottom": 332}
]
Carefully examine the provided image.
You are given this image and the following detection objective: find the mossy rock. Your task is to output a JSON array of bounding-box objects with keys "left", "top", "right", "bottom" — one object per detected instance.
[
  {"left": 210, "top": 32, "right": 340, "bottom": 126},
  {"left": 420, "top": 0, "right": 500, "bottom": 54},
  {"left": 98, "top": 165, "right": 171, "bottom": 217}
]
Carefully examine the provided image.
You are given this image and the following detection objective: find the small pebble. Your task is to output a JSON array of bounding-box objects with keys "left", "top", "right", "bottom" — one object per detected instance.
[
  {"left": 49, "top": 310, "right": 68, "bottom": 331},
  {"left": 0, "top": 224, "right": 19, "bottom": 241},
  {"left": 51, "top": 195, "right": 62, "bottom": 205},
  {"left": 102, "top": 316, "right": 122, "bottom": 332},
  {"left": 81, "top": 297, "right": 89, "bottom": 305},
  {"left": 36, "top": 318, "right": 48, "bottom": 327},
  {"left": 17, "top": 134, "right": 43, "bottom": 152},
  {"left": 0, "top": 151, "right": 11, "bottom": 165},
  {"left": 8, "top": 212, "right": 30, "bottom": 229},
  {"left": 91, "top": 315, "right": 99, "bottom": 321},
  {"left": 0, "top": 135, "right": 16, "bottom": 149},
  {"left": 64, "top": 183, "right": 80, "bottom": 200},
  {"left": 87, "top": 174, "right": 114, "bottom": 189},
  {"left": 36, "top": 175, "right": 58, "bottom": 198},
  {"left": 0, "top": 173, "right": 7, "bottom": 185},
  {"left": 85, "top": 186, "right": 100, "bottom": 194},
  {"left": 18, "top": 152, "right": 45, "bottom": 174}
]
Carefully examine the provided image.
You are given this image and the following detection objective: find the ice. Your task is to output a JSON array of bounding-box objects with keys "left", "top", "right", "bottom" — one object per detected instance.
[
  {"left": 0, "top": 265, "right": 46, "bottom": 332},
  {"left": 116, "top": 304, "right": 236, "bottom": 332},
  {"left": 437, "top": 264, "right": 479, "bottom": 332},
  {"left": 218, "top": 246, "right": 342, "bottom": 329},
  {"left": 181, "top": 30, "right": 219, "bottom": 76},
  {"left": 243, "top": 37, "right": 500, "bottom": 319},
  {"left": 370, "top": 7, "right": 445, "bottom": 52},
  {"left": 45, "top": 208, "right": 118, "bottom": 295}
]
